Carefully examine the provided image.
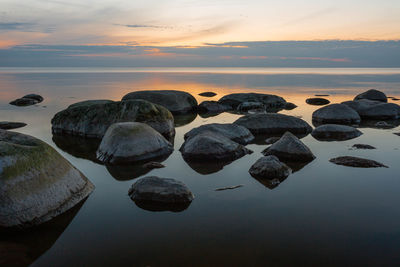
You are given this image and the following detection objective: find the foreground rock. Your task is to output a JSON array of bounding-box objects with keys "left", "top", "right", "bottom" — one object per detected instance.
[
  {"left": 9, "top": 94, "right": 44, "bottom": 106},
  {"left": 312, "top": 104, "right": 361, "bottom": 125},
  {"left": 354, "top": 89, "right": 387, "bottom": 102},
  {"left": 51, "top": 99, "right": 175, "bottom": 139},
  {"left": 218, "top": 93, "right": 286, "bottom": 109},
  {"left": 352, "top": 144, "right": 376, "bottom": 150},
  {"left": 0, "top": 122, "right": 27, "bottom": 130},
  {"left": 199, "top": 92, "right": 217, "bottom": 97},
  {"left": 329, "top": 156, "right": 388, "bottom": 168},
  {"left": 184, "top": 123, "right": 254, "bottom": 145},
  {"left": 234, "top": 113, "right": 312, "bottom": 135},
  {"left": 262, "top": 132, "right": 315, "bottom": 162},
  {"left": 180, "top": 131, "right": 252, "bottom": 161},
  {"left": 96, "top": 122, "right": 173, "bottom": 164},
  {"left": 306, "top": 98, "right": 330, "bottom": 105},
  {"left": 128, "top": 176, "right": 194, "bottom": 212},
  {"left": 249, "top": 156, "right": 292, "bottom": 179},
  {"left": 197, "top": 101, "right": 231, "bottom": 114},
  {"left": 311, "top": 124, "right": 362, "bottom": 141},
  {"left": 0, "top": 130, "right": 94, "bottom": 228},
  {"left": 122, "top": 90, "right": 197, "bottom": 114}
]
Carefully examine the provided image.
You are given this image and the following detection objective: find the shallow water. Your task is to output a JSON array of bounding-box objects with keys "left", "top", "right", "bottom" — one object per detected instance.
[{"left": 1, "top": 68, "right": 400, "bottom": 266}]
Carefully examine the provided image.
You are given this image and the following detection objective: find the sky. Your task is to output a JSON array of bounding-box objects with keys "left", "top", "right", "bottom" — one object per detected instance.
[{"left": 0, "top": 0, "right": 399, "bottom": 67}]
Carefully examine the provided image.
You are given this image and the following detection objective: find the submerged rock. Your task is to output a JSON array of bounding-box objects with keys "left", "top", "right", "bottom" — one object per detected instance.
[
  {"left": 218, "top": 93, "right": 286, "bottom": 109},
  {"left": 249, "top": 155, "right": 292, "bottom": 179},
  {"left": 9, "top": 94, "right": 44, "bottom": 106},
  {"left": 184, "top": 123, "right": 254, "bottom": 145},
  {"left": 329, "top": 156, "right": 388, "bottom": 168},
  {"left": 262, "top": 132, "right": 315, "bottom": 162},
  {"left": 312, "top": 104, "right": 361, "bottom": 125},
  {"left": 51, "top": 99, "right": 175, "bottom": 139},
  {"left": 354, "top": 89, "right": 387, "bottom": 102},
  {"left": 122, "top": 90, "right": 197, "bottom": 114},
  {"left": 0, "top": 122, "right": 27, "bottom": 130},
  {"left": 0, "top": 130, "right": 94, "bottom": 228},
  {"left": 197, "top": 101, "right": 231, "bottom": 114},
  {"left": 311, "top": 124, "right": 362, "bottom": 141},
  {"left": 96, "top": 122, "right": 173, "bottom": 165},
  {"left": 352, "top": 144, "right": 376, "bottom": 150},
  {"left": 306, "top": 98, "right": 330, "bottom": 105},
  {"left": 199, "top": 92, "right": 217, "bottom": 97},
  {"left": 234, "top": 113, "right": 312, "bottom": 135}
]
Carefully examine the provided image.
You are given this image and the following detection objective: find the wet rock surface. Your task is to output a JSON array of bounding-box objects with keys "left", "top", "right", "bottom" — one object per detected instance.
[
  {"left": 311, "top": 124, "right": 362, "bottom": 141},
  {"left": 0, "top": 122, "right": 27, "bottom": 130},
  {"left": 218, "top": 93, "right": 286, "bottom": 109},
  {"left": 312, "top": 104, "right": 361, "bottom": 125},
  {"left": 354, "top": 89, "right": 387, "bottom": 102},
  {"left": 306, "top": 98, "right": 330, "bottom": 105},
  {"left": 329, "top": 156, "right": 388, "bottom": 168},
  {"left": 249, "top": 155, "right": 292, "bottom": 179}
]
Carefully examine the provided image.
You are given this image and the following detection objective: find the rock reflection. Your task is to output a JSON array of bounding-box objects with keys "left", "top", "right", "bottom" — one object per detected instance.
[
  {"left": 106, "top": 164, "right": 152, "bottom": 181},
  {"left": 133, "top": 200, "right": 191, "bottom": 212},
  {"left": 173, "top": 113, "right": 197, "bottom": 127},
  {"left": 52, "top": 134, "right": 101, "bottom": 163},
  {"left": 183, "top": 159, "right": 233, "bottom": 175}
]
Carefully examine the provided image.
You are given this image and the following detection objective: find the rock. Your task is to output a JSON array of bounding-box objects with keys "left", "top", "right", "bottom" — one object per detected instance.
[
  {"left": 121, "top": 90, "right": 197, "bottom": 114},
  {"left": 262, "top": 132, "right": 315, "bottom": 162},
  {"left": 284, "top": 102, "right": 297, "bottom": 110},
  {"left": 342, "top": 99, "right": 381, "bottom": 113},
  {"left": 237, "top": 102, "right": 265, "bottom": 112},
  {"left": 51, "top": 99, "right": 175, "bottom": 139},
  {"left": 329, "top": 156, "right": 388, "bottom": 168},
  {"left": 218, "top": 93, "right": 286, "bottom": 109},
  {"left": 0, "top": 122, "right": 27, "bottom": 130},
  {"left": 128, "top": 176, "right": 194, "bottom": 212},
  {"left": 357, "top": 103, "right": 400, "bottom": 120},
  {"left": 215, "top": 185, "right": 243, "bottom": 191},
  {"left": 312, "top": 104, "right": 361, "bottom": 125},
  {"left": 180, "top": 131, "right": 253, "bottom": 161},
  {"left": 249, "top": 155, "right": 292, "bottom": 179},
  {"left": 143, "top": 161, "right": 165, "bottom": 169},
  {"left": 184, "top": 123, "right": 254, "bottom": 145},
  {"left": 0, "top": 130, "right": 94, "bottom": 228},
  {"left": 374, "top": 121, "right": 394, "bottom": 129},
  {"left": 354, "top": 89, "right": 387, "bottom": 102},
  {"left": 352, "top": 144, "right": 376, "bottom": 149},
  {"left": 23, "top": 94, "right": 43, "bottom": 103},
  {"left": 68, "top": 99, "right": 114, "bottom": 109},
  {"left": 234, "top": 113, "right": 312, "bottom": 135},
  {"left": 9, "top": 94, "right": 44, "bottom": 106},
  {"left": 311, "top": 124, "right": 362, "bottom": 141},
  {"left": 265, "top": 136, "right": 280, "bottom": 144},
  {"left": 197, "top": 101, "right": 231, "bottom": 114},
  {"left": 199, "top": 92, "right": 217, "bottom": 97},
  {"left": 392, "top": 98, "right": 400, "bottom": 101},
  {"left": 306, "top": 98, "right": 330, "bottom": 105},
  {"left": 96, "top": 122, "right": 173, "bottom": 165}
]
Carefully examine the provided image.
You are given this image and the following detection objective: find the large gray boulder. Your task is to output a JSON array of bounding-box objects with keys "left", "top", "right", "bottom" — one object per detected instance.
[
  {"left": 184, "top": 123, "right": 254, "bottom": 145},
  {"left": 218, "top": 93, "right": 286, "bottom": 109},
  {"left": 180, "top": 131, "right": 253, "bottom": 161},
  {"left": 121, "top": 90, "right": 197, "bottom": 114},
  {"left": 96, "top": 122, "right": 173, "bottom": 164},
  {"left": 312, "top": 104, "right": 361, "bottom": 125},
  {"left": 311, "top": 124, "right": 362, "bottom": 141},
  {"left": 249, "top": 155, "right": 292, "bottom": 179},
  {"left": 234, "top": 113, "right": 312, "bottom": 135},
  {"left": 0, "top": 130, "right": 94, "bottom": 228},
  {"left": 354, "top": 89, "right": 387, "bottom": 102},
  {"left": 51, "top": 99, "right": 175, "bottom": 139},
  {"left": 342, "top": 100, "right": 400, "bottom": 120},
  {"left": 262, "top": 132, "right": 315, "bottom": 162}
]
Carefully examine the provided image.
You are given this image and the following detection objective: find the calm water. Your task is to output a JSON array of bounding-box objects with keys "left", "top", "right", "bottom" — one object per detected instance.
[{"left": 1, "top": 68, "right": 400, "bottom": 266}]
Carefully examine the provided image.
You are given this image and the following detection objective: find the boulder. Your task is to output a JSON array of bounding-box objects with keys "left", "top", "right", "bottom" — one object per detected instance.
[
  {"left": 0, "top": 122, "right": 27, "bottom": 130},
  {"left": 180, "top": 131, "right": 253, "bottom": 161},
  {"left": 312, "top": 104, "right": 361, "bottom": 125},
  {"left": 329, "top": 156, "right": 388, "bottom": 168},
  {"left": 306, "top": 98, "right": 330, "bottom": 105},
  {"left": 184, "top": 123, "right": 254, "bottom": 145},
  {"left": 342, "top": 99, "right": 381, "bottom": 113},
  {"left": 96, "top": 122, "right": 173, "bottom": 165},
  {"left": 197, "top": 101, "right": 231, "bottom": 114},
  {"left": 262, "top": 132, "right": 315, "bottom": 162},
  {"left": 51, "top": 99, "right": 175, "bottom": 139},
  {"left": 234, "top": 113, "right": 312, "bottom": 135},
  {"left": 249, "top": 155, "right": 292, "bottom": 179},
  {"left": 311, "top": 124, "right": 362, "bottom": 141},
  {"left": 9, "top": 94, "right": 43, "bottom": 106},
  {"left": 352, "top": 144, "right": 376, "bottom": 150},
  {"left": 237, "top": 102, "right": 265, "bottom": 112},
  {"left": 354, "top": 89, "right": 387, "bottom": 102},
  {"left": 0, "top": 130, "right": 94, "bottom": 228},
  {"left": 218, "top": 93, "right": 286, "bottom": 109},
  {"left": 199, "top": 92, "right": 217, "bottom": 97},
  {"left": 121, "top": 90, "right": 197, "bottom": 114},
  {"left": 358, "top": 103, "right": 400, "bottom": 120}
]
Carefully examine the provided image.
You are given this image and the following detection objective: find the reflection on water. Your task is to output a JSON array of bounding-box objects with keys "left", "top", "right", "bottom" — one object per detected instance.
[
  {"left": 133, "top": 199, "right": 192, "bottom": 213},
  {"left": 173, "top": 113, "right": 197, "bottom": 127},
  {"left": 52, "top": 134, "right": 101, "bottom": 163}
]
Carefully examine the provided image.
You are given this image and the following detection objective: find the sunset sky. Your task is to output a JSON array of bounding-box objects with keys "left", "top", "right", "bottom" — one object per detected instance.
[{"left": 1, "top": 0, "right": 399, "bottom": 67}]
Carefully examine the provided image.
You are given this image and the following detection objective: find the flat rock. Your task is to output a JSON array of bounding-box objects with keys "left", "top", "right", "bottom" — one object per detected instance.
[
  {"left": 262, "top": 131, "right": 315, "bottom": 162},
  {"left": 184, "top": 123, "right": 254, "bottom": 145},
  {"left": 199, "top": 92, "right": 217, "bottom": 97},
  {"left": 9, "top": 94, "right": 44, "bottom": 106},
  {"left": 352, "top": 144, "right": 376, "bottom": 149},
  {"left": 197, "top": 101, "right": 231, "bottom": 114},
  {"left": 218, "top": 93, "right": 286, "bottom": 109},
  {"left": 0, "top": 130, "right": 94, "bottom": 228},
  {"left": 121, "top": 90, "right": 197, "bottom": 114},
  {"left": 249, "top": 155, "right": 292, "bottom": 179},
  {"left": 311, "top": 124, "right": 362, "bottom": 141},
  {"left": 306, "top": 98, "right": 330, "bottom": 105},
  {"left": 354, "top": 89, "right": 387, "bottom": 102},
  {"left": 312, "top": 104, "right": 361, "bottom": 125},
  {"left": 329, "top": 156, "right": 388, "bottom": 168},
  {"left": 234, "top": 113, "right": 312, "bottom": 135},
  {"left": 51, "top": 99, "right": 175, "bottom": 139},
  {"left": 180, "top": 131, "right": 253, "bottom": 161},
  {"left": 96, "top": 122, "right": 173, "bottom": 164},
  {"left": 315, "top": 94, "right": 330, "bottom": 97},
  {"left": 0, "top": 122, "right": 27, "bottom": 130},
  {"left": 342, "top": 99, "right": 381, "bottom": 113}
]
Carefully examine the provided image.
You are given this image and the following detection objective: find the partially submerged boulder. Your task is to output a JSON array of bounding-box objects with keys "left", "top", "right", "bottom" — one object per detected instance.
[
  {"left": 311, "top": 124, "right": 362, "bottom": 141},
  {"left": 329, "top": 156, "right": 388, "bottom": 168},
  {"left": 0, "top": 130, "right": 94, "bottom": 228},
  {"left": 262, "top": 132, "right": 315, "bottom": 162},
  {"left": 343, "top": 100, "right": 400, "bottom": 120},
  {"left": 312, "top": 104, "right": 361, "bottom": 125},
  {"left": 121, "top": 90, "right": 197, "bottom": 114},
  {"left": 197, "top": 101, "right": 231, "bottom": 114},
  {"left": 51, "top": 99, "right": 175, "bottom": 139},
  {"left": 249, "top": 156, "right": 292, "bottom": 179},
  {"left": 306, "top": 98, "right": 330, "bottom": 105},
  {"left": 184, "top": 123, "right": 254, "bottom": 145},
  {"left": 96, "top": 122, "right": 173, "bottom": 165},
  {"left": 9, "top": 94, "right": 44, "bottom": 107},
  {"left": 218, "top": 93, "right": 286, "bottom": 109},
  {"left": 0, "top": 122, "right": 27, "bottom": 130},
  {"left": 354, "top": 89, "right": 387, "bottom": 102},
  {"left": 352, "top": 144, "right": 376, "bottom": 150}
]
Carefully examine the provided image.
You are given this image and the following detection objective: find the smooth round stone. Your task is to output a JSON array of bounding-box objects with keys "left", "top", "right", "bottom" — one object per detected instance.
[
  {"left": 184, "top": 123, "right": 254, "bottom": 145},
  {"left": 0, "top": 130, "right": 94, "bottom": 228},
  {"left": 96, "top": 122, "right": 173, "bottom": 164},
  {"left": 197, "top": 101, "right": 231, "bottom": 114},
  {"left": 199, "top": 92, "right": 217, "bottom": 97},
  {"left": 306, "top": 98, "right": 330, "bottom": 105},
  {"left": 0, "top": 122, "right": 27, "bottom": 130},
  {"left": 234, "top": 113, "right": 312, "bottom": 135},
  {"left": 312, "top": 104, "right": 361, "bottom": 125},
  {"left": 121, "top": 90, "right": 198, "bottom": 114},
  {"left": 249, "top": 155, "right": 292, "bottom": 179},
  {"left": 218, "top": 93, "right": 286, "bottom": 109},
  {"left": 354, "top": 89, "right": 387, "bottom": 102},
  {"left": 311, "top": 124, "right": 362, "bottom": 141},
  {"left": 330, "top": 156, "right": 388, "bottom": 168}
]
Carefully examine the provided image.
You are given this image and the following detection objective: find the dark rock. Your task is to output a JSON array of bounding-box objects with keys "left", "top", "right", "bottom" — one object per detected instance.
[
  {"left": 22, "top": 94, "right": 43, "bottom": 103},
  {"left": 237, "top": 102, "right": 265, "bottom": 112},
  {"left": 0, "top": 122, "right": 27, "bottom": 130},
  {"left": 394, "top": 132, "right": 400, "bottom": 136},
  {"left": 249, "top": 155, "right": 292, "bottom": 179},
  {"left": 9, "top": 98, "right": 38, "bottom": 106},
  {"left": 306, "top": 98, "right": 330, "bottom": 105},
  {"left": 52, "top": 135, "right": 101, "bottom": 164},
  {"left": 265, "top": 136, "right": 281, "bottom": 144},
  {"left": 352, "top": 144, "right": 376, "bottom": 149},
  {"left": 199, "top": 92, "right": 217, "bottom": 97},
  {"left": 284, "top": 102, "right": 297, "bottom": 110},
  {"left": 342, "top": 99, "right": 381, "bottom": 113},
  {"left": 143, "top": 161, "right": 165, "bottom": 169},
  {"left": 315, "top": 94, "right": 330, "bottom": 96},
  {"left": 311, "top": 124, "right": 362, "bottom": 141},
  {"left": 329, "top": 156, "right": 388, "bottom": 168},
  {"left": 312, "top": 104, "right": 361, "bottom": 125},
  {"left": 218, "top": 93, "right": 286, "bottom": 109},
  {"left": 354, "top": 89, "right": 387, "bottom": 102},
  {"left": 197, "top": 101, "right": 231, "bottom": 114},
  {"left": 392, "top": 98, "right": 399, "bottom": 101},
  {"left": 358, "top": 103, "right": 400, "bottom": 120}
]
